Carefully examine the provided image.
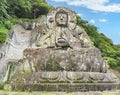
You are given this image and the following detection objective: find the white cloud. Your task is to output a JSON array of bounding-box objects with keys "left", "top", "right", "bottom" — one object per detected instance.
[
  {"left": 89, "top": 19, "right": 95, "bottom": 24},
  {"left": 51, "top": 0, "right": 120, "bottom": 13},
  {"left": 99, "top": 19, "right": 107, "bottom": 23},
  {"left": 77, "top": 13, "right": 83, "bottom": 17}
]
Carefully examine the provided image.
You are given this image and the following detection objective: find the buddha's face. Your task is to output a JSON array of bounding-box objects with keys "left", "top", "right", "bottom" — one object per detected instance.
[{"left": 55, "top": 12, "right": 68, "bottom": 26}]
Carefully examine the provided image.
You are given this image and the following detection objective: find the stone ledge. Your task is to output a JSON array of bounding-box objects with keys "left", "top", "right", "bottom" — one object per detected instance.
[
  {"left": 10, "top": 72, "right": 118, "bottom": 88},
  {"left": 10, "top": 83, "right": 120, "bottom": 91}
]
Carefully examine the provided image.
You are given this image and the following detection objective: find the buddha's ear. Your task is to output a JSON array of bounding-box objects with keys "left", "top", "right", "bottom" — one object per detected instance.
[{"left": 46, "top": 15, "right": 55, "bottom": 29}]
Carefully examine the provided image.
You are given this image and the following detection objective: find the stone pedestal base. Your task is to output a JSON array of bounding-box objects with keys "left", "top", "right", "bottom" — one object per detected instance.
[
  {"left": 9, "top": 71, "right": 118, "bottom": 91},
  {"left": 11, "top": 83, "right": 120, "bottom": 92}
]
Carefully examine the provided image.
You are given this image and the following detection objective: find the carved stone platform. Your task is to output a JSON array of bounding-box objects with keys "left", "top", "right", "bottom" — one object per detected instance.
[
  {"left": 10, "top": 71, "right": 119, "bottom": 91},
  {"left": 11, "top": 83, "right": 120, "bottom": 92}
]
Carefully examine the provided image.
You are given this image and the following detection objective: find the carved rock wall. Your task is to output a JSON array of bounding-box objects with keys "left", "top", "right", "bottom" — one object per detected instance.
[{"left": 0, "top": 24, "right": 34, "bottom": 84}]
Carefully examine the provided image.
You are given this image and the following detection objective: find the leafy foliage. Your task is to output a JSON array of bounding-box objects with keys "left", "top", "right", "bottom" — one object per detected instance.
[
  {"left": 7, "top": 0, "right": 32, "bottom": 18},
  {"left": 7, "top": 0, "right": 52, "bottom": 18},
  {"left": 30, "top": 0, "right": 52, "bottom": 18},
  {"left": 0, "top": 0, "right": 10, "bottom": 24},
  {"left": 0, "top": 25, "right": 8, "bottom": 44}
]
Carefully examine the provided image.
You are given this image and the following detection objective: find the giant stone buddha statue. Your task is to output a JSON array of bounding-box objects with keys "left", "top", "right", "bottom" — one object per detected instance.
[{"left": 24, "top": 7, "right": 107, "bottom": 72}]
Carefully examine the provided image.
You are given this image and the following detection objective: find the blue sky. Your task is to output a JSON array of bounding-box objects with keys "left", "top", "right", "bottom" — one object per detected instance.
[{"left": 46, "top": 0, "right": 120, "bottom": 44}]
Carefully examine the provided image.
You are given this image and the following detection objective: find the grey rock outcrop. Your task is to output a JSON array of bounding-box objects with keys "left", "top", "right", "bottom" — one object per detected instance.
[{"left": 0, "top": 24, "right": 33, "bottom": 84}]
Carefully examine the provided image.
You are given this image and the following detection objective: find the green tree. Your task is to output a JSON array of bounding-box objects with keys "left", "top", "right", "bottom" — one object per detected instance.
[
  {"left": 7, "top": 0, "right": 52, "bottom": 18},
  {"left": 0, "top": 26, "right": 8, "bottom": 44},
  {"left": 30, "top": 0, "right": 52, "bottom": 18},
  {"left": 0, "top": 0, "right": 10, "bottom": 24},
  {"left": 7, "top": 0, "right": 32, "bottom": 18}
]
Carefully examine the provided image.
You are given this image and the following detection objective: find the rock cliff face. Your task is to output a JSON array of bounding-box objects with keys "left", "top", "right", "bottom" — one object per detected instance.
[
  {"left": 0, "top": 25, "right": 32, "bottom": 84},
  {"left": 0, "top": 7, "right": 118, "bottom": 91}
]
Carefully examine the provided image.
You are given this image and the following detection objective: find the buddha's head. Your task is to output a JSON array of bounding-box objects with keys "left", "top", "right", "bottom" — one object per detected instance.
[{"left": 55, "top": 9, "right": 68, "bottom": 26}]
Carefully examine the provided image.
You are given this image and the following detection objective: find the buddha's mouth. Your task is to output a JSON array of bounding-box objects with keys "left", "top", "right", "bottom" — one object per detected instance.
[
  {"left": 57, "top": 38, "right": 66, "bottom": 43},
  {"left": 56, "top": 38, "right": 69, "bottom": 47}
]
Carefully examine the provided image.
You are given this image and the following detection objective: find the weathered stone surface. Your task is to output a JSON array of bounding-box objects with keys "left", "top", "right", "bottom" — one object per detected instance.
[
  {"left": 5, "top": 24, "right": 33, "bottom": 60},
  {"left": 22, "top": 48, "right": 107, "bottom": 72},
  {"left": 10, "top": 72, "right": 118, "bottom": 84},
  {"left": 0, "top": 44, "right": 8, "bottom": 83},
  {"left": 9, "top": 71, "right": 119, "bottom": 91},
  {"left": 0, "top": 24, "right": 33, "bottom": 84}
]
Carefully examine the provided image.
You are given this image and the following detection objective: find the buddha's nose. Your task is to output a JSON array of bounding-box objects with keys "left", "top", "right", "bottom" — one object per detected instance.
[{"left": 60, "top": 18, "right": 63, "bottom": 21}]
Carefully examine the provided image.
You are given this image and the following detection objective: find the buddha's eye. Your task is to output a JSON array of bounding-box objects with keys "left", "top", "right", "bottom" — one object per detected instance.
[{"left": 70, "top": 21, "right": 74, "bottom": 23}]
